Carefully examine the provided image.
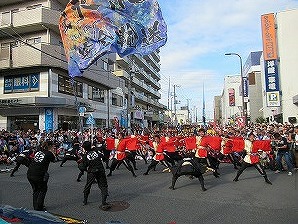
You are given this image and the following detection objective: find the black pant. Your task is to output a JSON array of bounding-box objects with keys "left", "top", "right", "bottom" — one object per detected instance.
[
  {"left": 11, "top": 157, "right": 30, "bottom": 176},
  {"left": 60, "top": 155, "right": 78, "bottom": 166},
  {"left": 235, "top": 161, "right": 267, "bottom": 179},
  {"left": 126, "top": 151, "right": 137, "bottom": 169},
  {"left": 27, "top": 173, "right": 49, "bottom": 211},
  {"left": 102, "top": 150, "right": 111, "bottom": 168},
  {"left": 83, "top": 171, "right": 109, "bottom": 205},
  {"left": 144, "top": 159, "right": 170, "bottom": 175},
  {"left": 108, "top": 158, "right": 136, "bottom": 177}
]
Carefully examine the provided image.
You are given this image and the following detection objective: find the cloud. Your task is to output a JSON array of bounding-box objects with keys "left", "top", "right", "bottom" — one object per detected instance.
[
  {"left": 157, "top": 0, "right": 298, "bottom": 118},
  {"left": 160, "top": 0, "right": 298, "bottom": 69}
]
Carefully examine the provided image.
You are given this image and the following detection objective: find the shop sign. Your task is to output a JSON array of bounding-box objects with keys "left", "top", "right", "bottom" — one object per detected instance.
[
  {"left": 0, "top": 98, "right": 22, "bottom": 105},
  {"left": 4, "top": 73, "right": 39, "bottom": 93},
  {"left": 134, "top": 110, "right": 144, "bottom": 120},
  {"left": 45, "top": 108, "right": 53, "bottom": 133}
]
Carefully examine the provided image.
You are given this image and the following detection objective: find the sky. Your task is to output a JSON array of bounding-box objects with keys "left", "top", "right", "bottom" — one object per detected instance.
[{"left": 157, "top": 0, "right": 298, "bottom": 121}]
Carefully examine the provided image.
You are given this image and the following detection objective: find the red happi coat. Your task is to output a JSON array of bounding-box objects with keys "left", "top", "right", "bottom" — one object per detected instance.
[
  {"left": 220, "top": 137, "right": 234, "bottom": 155},
  {"left": 115, "top": 138, "right": 127, "bottom": 160},
  {"left": 195, "top": 136, "right": 208, "bottom": 158},
  {"left": 205, "top": 136, "right": 222, "bottom": 151},
  {"left": 243, "top": 140, "right": 259, "bottom": 164},
  {"left": 184, "top": 136, "right": 197, "bottom": 151},
  {"left": 162, "top": 136, "right": 177, "bottom": 152},
  {"left": 126, "top": 135, "right": 139, "bottom": 151},
  {"left": 153, "top": 141, "right": 165, "bottom": 161},
  {"left": 106, "top": 137, "right": 116, "bottom": 151}
]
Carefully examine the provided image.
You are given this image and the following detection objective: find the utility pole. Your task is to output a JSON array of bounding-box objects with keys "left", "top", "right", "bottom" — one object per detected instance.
[
  {"left": 167, "top": 77, "right": 171, "bottom": 126},
  {"left": 127, "top": 70, "right": 133, "bottom": 134},
  {"left": 167, "top": 76, "right": 171, "bottom": 110},
  {"left": 173, "top": 84, "right": 179, "bottom": 126},
  {"left": 202, "top": 82, "right": 206, "bottom": 126},
  {"left": 186, "top": 99, "right": 191, "bottom": 124}
]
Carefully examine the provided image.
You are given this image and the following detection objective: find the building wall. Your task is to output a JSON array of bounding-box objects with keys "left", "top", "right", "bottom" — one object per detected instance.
[
  {"left": 213, "top": 95, "right": 222, "bottom": 124},
  {"left": 222, "top": 75, "right": 242, "bottom": 125},
  {"left": 248, "top": 71, "right": 263, "bottom": 123},
  {"left": 276, "top": 9, "right": 298, "bottom": 124},
  {"left": 0, "top": 0, "right": 126, "bottom": 131}
]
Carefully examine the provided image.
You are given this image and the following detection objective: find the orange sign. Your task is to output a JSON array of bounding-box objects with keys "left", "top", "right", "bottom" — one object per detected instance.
[{"left": 261, "top": 13, "right": 277, "bottom": 60}]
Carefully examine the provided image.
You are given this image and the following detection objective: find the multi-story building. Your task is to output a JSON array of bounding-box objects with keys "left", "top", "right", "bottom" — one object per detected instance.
[
  {"left": 261, "top": 9, "right": 298, "bottom": 124},
  {"left": 220, "top": 75, "right": 242, "bottom": 125},
  {"left": 243, "top": 51, "right": 263, "bottom": 123},
  {"left": 0, "top": 0, "right": 165, "bottom": 132},
  {"left": 213, "top": 95, "right": 222, "bottom": 124},
  {"left": 113, "top": 52, "right": 165, "bottom": 129}
]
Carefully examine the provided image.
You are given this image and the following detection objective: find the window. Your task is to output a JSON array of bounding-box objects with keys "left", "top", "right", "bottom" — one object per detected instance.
[
  {"left": 248, "top": 72, "right": 256, "bottom": 85},
  {"left": 0, "top": 43, "right": 10, "bottom": 60},
  {"left": 88, "top": 85, "right": 105, "bottom": 103},
  {"left": 112, "top": 93, "right": 123, "bottom": 107},
  {"left": 1, "top": 11, "right": 11, "bottom": 26},
  {"left": 58, "top": 75, "right": 83, "bottom": 97},
  {"left": 102, "top": 60, "right": 109, "bottom": 71}
]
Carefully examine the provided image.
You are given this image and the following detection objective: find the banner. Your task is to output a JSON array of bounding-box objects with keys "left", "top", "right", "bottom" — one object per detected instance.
[
  {"left": 261, "top": 13, "right": 280, "bottom": 107},
  {"left": 261, "top": 13, "right": 277, "bottom": 60},
  {"left": 228, "top": 88, "right": 235, "bottom": 106},
  {"left": 59, "top": 0, "right": 167, "bottom": 77}
]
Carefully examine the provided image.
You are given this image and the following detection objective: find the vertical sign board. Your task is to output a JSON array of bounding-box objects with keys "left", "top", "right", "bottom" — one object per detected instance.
[
  {"left": 243, "top": 77, "right": 249, "bottom": 98},
  {"left": 45, "top": 108, "right": 54, "bottom": 133},
  {"left": 228, "top": 88, "right": 235, "bottom": 106},
  {"left": 261, "top": 13, "right": 280, "bottom": 107}
]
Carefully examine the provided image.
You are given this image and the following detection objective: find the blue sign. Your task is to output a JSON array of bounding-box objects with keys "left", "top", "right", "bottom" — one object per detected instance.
[
  {"left": 4, "top": 73, "right": 39, "bottom": 93},
  {"left": 45, "top": 108, "right": 53, "bottom": 133},
  {"left": 30, "top": 74, "right": 39, "bottom": 90},
  {"left": 79, "top": 106, "right": 86, "bottom": 114},
  {"left": 243, "top": 77, "right": 249, "bottom": 97},
  {"left": 264, "top": 59, "right": 280, "bottom": 92},
  {"left": 86, "top": 114, "right": 96, "bottom": 125}
]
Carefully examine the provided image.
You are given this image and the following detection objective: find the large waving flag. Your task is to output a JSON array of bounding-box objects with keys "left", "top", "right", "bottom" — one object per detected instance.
[{"left": 59, "top": 0, "right": 167, "bottom": 77}]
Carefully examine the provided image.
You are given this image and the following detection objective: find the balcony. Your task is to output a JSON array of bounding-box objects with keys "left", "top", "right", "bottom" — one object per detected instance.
[
  {"left": 132, "top": 55, "right": 160, "bottom": 80},
  {"left": 0, "top": 43, "right": 66, "bottom": 69},
  {"left": 0, "top": 7, "right": 61, "bottom": 36},
  {"left": 137, "top": 68, "right": 161, "bottom": 89},
  {"left": 151, "top": 50, "right": 160, "bottom": 62},
  {"left": 144, "top": 54, "right": 160, "bottom": 72},
  {"left": 116, "top": 54, "right": 130, "bottom": 69},
  {"left": 114, "top": 69, "right": 130, "bottom": 80},
  {"left": 0, "top": 43, "right": 122, "bottom": 89}
]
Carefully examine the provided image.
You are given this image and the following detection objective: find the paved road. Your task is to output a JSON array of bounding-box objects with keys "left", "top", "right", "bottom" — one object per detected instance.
[{"left": 1, "top": 160, "right": 298, "bottom": 224}]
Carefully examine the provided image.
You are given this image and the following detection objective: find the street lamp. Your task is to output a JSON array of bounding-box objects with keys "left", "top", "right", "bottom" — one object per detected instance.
[{"left": 225, "top": 53, "right": 248, "bottom": 126}]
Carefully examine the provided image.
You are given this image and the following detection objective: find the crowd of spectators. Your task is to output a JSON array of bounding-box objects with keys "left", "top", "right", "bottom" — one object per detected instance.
[{"left": 0, "top": 121, "right": 297, "bottom": 173}]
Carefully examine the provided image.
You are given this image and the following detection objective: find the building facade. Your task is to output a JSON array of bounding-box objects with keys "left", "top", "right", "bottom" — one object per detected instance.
[
  {"left": 221, "top": 75, "right": 242, "bottom": 125},
  {"left": 261, "top": 9, "right": 298, "bottom": 124},
  {"left": 0, "top": 0, "right": 164, "bottom": 132},
  {"left": 113, "top": 52, "right": 165, "bottom": 130},
  {"left": 243, "top": 51, "right": 263, "bottom": 123}
]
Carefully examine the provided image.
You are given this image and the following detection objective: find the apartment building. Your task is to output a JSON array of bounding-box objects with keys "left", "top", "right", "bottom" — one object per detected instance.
[
  {"left": 0, "top": 0, "right": 125, "bottom": 131},
  {"left": 114, "top": 52, "right": 165, "bottom": 129},
  {"left": 0, "top": 0, "right": 165, "bottom": 132}
]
